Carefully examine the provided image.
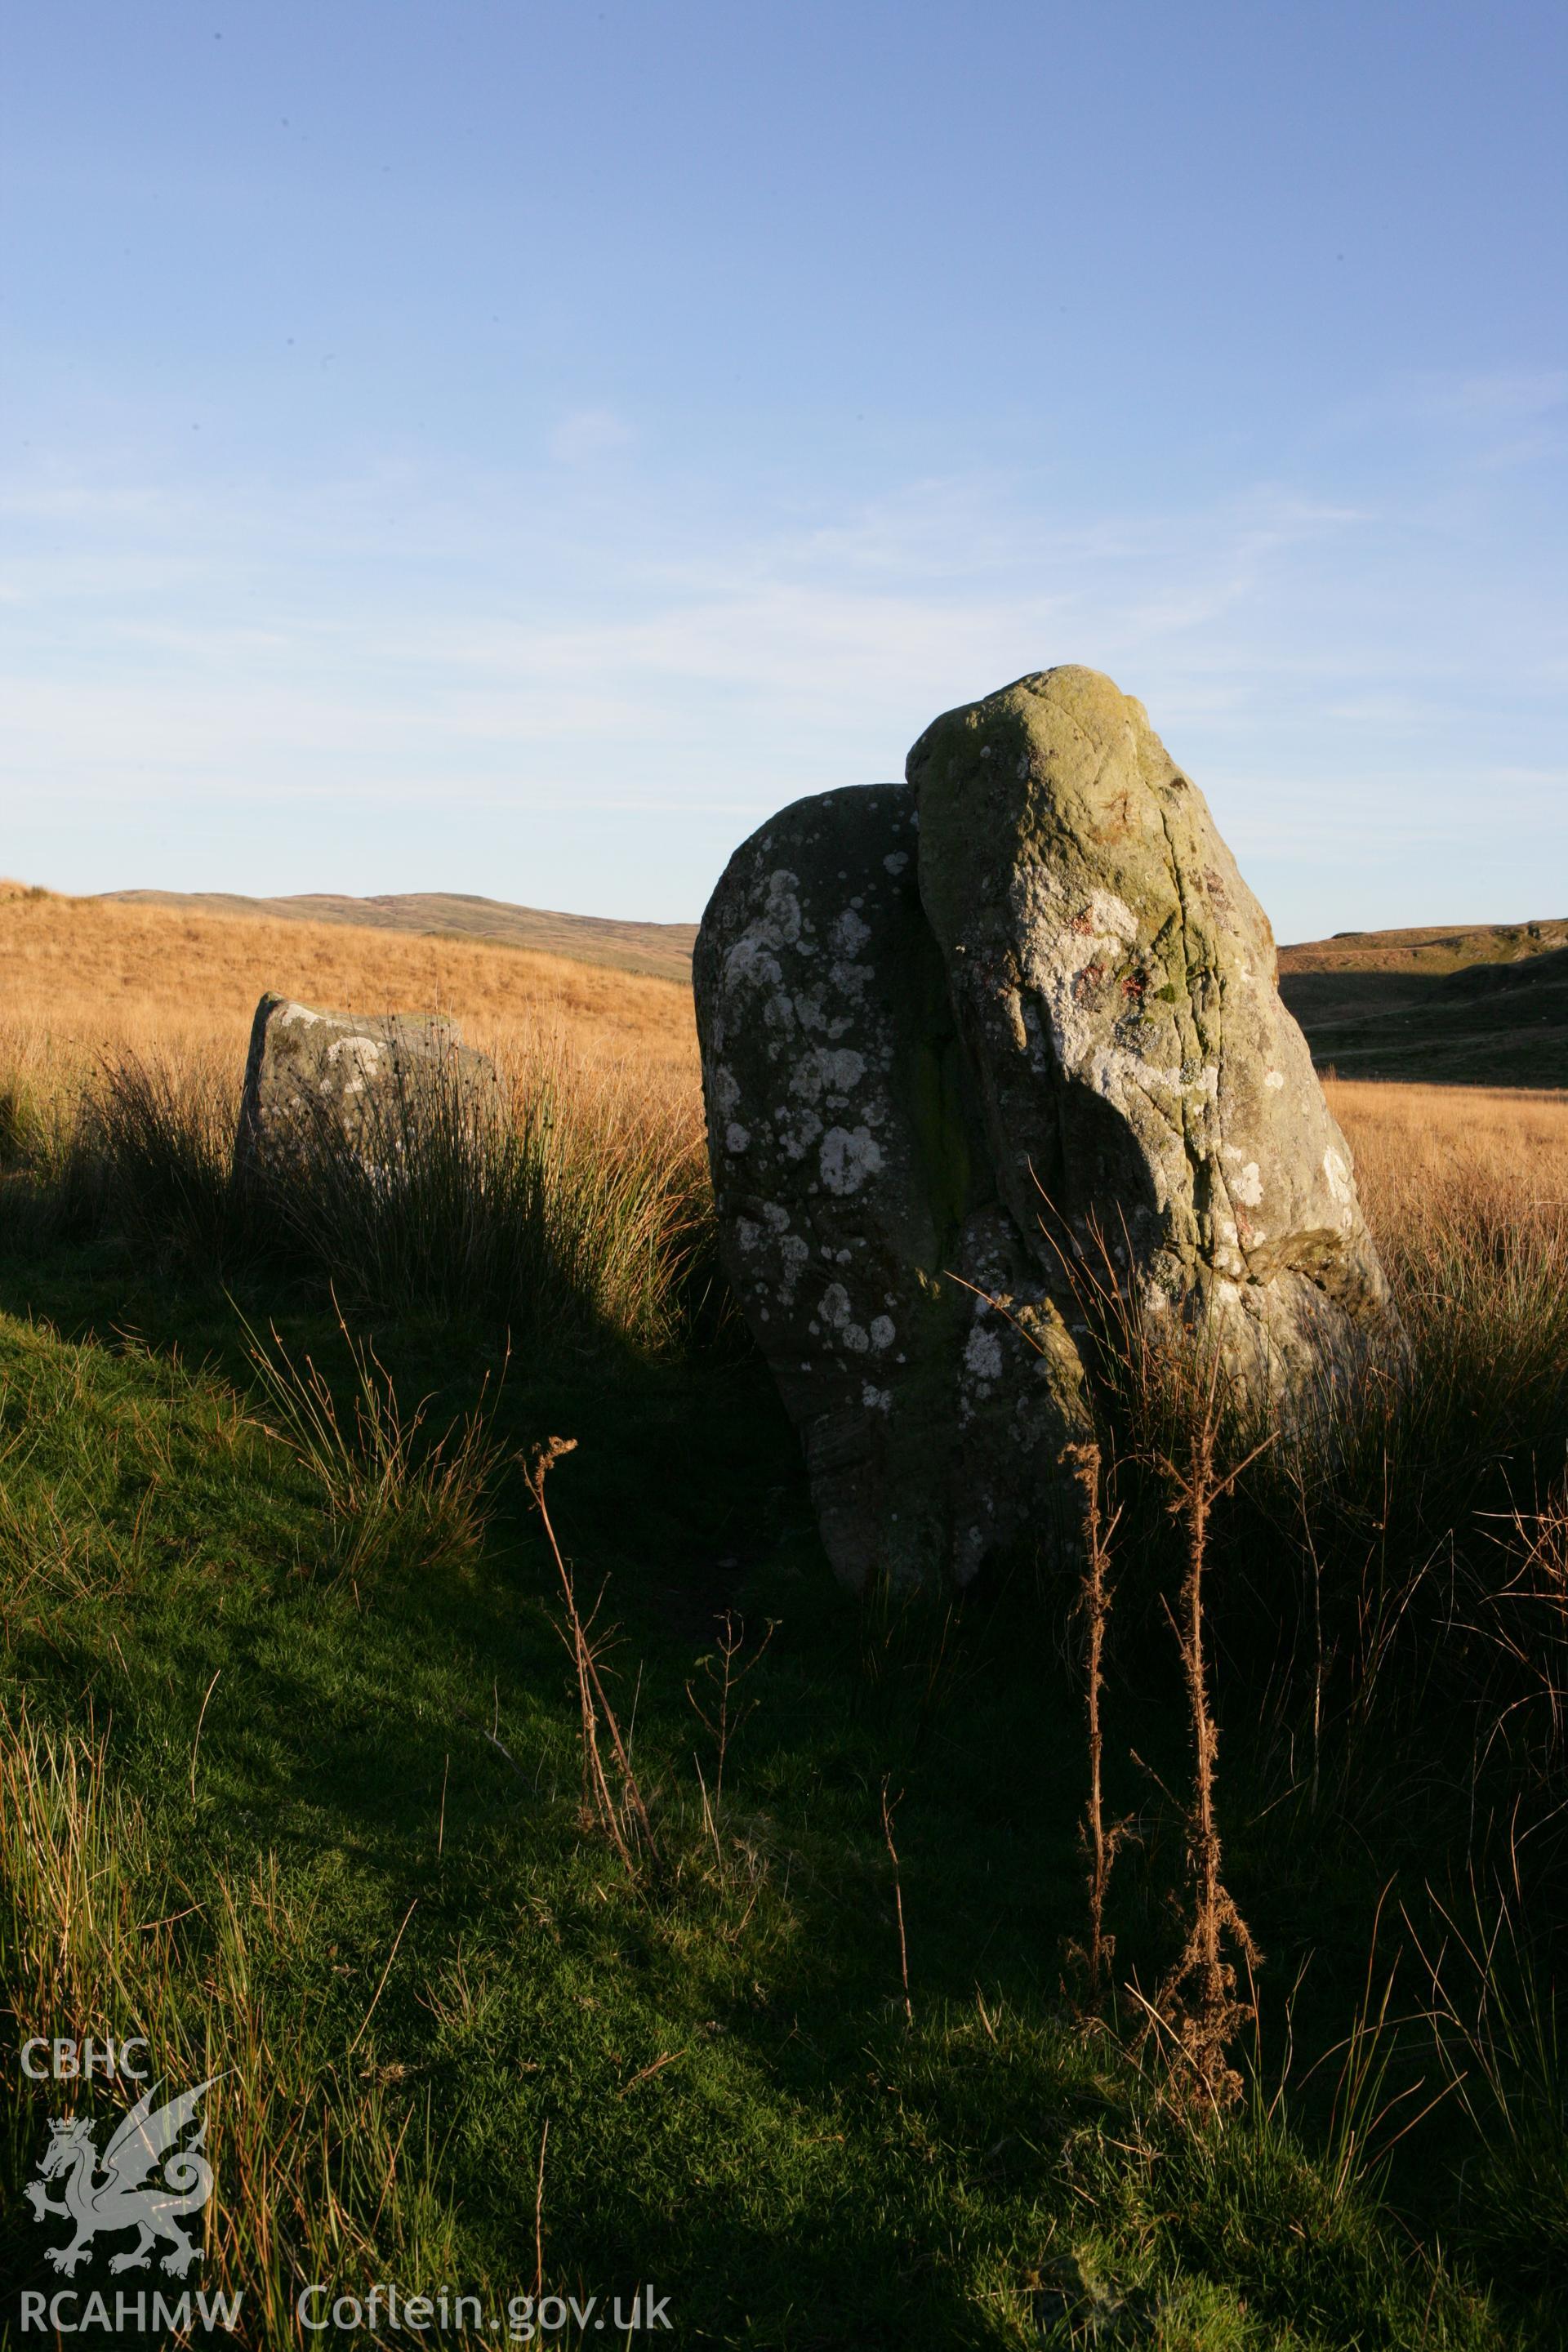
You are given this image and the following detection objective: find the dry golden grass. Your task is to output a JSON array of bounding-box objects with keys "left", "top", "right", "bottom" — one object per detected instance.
[
  {"left": 0, "top": 890, "right": 707, "bottom": 1348},
  {"left": 0, "top": 885, "right": 698, "bottom": 1111},
  {"left": 7, "top": 883, "right": 1568, "bottom": 1253},
  {"left": 1328, "top": 1076, "right": 1568, "bottom": 1241}
]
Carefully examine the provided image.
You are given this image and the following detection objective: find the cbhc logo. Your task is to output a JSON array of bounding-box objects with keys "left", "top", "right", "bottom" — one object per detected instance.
[{"left": 20, "top": 2039, "right": 151, "bottom": 2081}]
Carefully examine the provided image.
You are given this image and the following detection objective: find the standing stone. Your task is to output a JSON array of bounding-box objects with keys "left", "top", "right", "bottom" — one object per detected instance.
[
  {"left": 907, "top": 666, "right": 1392, "bottom": 1390},
  {"left": 697, "top": 666, "right": 1394, "bottom": 1593},
  {"left": 232, "top": 995, "right": 502, "bottom": 1185},
  {"left": 694, "top": 787, "right": 1089, "bottom": 1592}
]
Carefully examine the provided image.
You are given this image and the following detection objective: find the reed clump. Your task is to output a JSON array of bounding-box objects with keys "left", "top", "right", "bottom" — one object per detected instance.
[
  {"left": 4, "top": 1040, "right": 710, "bottom": 1359},
  {"left": 240, "top": 1297, "right": 501, "bottom": 1586}
]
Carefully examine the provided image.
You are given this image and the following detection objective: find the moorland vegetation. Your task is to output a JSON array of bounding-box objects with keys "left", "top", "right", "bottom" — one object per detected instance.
[{"left": 2, "top": 887, "right": 1566, "bottom": 2347}]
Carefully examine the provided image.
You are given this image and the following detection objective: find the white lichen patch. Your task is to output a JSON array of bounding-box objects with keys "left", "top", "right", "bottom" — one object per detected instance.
[
  {"left": 789, "top": 1046, "right": 866, "bottom": 1103},
  {"left": 818, "top": 1281, "right": 871, "bottom": 1352},
  {"left": 1222, "top": 1150, "right": 1263, "bottom": 1207},
  {"left": 324, "top": 1036, "right": 389, "bottom": 1097},
  {"left": 721, "top": 871, "right": 808, "bottom": 1048},
  {"left": 777, "top": 1232, "right": 810, "bottom": 1303},
  {"left": 776, "top": 1107, "right": 824, "bottom": 1163},
  {"left": 827, "top": 958, "right": 873, "bottom": 1004},
  {"left": 996, "top": 865, "right": 1229, "bottom": 1202},
  {"left": 820, "top": 1125, "right": 883, "bottom": 1195},
  {"left": 1323, "top": 1147, "right": 1352, "bottom": 1205}
]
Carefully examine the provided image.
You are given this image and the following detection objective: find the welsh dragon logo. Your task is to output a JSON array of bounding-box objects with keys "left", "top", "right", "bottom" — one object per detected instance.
[{"left": 24, "top": 2077, "right": 219, "bottom": 2278}]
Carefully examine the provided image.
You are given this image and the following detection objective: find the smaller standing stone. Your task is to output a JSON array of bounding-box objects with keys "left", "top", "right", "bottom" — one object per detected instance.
[{"left": 232, "top": 995, "right": 502, "bottom": 1184}]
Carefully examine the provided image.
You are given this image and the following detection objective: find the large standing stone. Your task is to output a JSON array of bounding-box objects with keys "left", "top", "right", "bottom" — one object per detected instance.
[
  {"left": 232, "top": 995, "right": 502, "bottom": 1185},
  {"left": 694, "top": 787, "right": 1090, "bottom": 1591},
  {"left": 908, "top": 666, "right": 1392, "bottom": 1391},
  {"left": 696, "top": 666, "right": 1394, "bottom": 1592}
]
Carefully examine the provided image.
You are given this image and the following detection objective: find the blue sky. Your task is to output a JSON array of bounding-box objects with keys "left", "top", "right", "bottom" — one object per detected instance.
[{"left": 4, "top": 2, "right": 1564, "bottom": 939}]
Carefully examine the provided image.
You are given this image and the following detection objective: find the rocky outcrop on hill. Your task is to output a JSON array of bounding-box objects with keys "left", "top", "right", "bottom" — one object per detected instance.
[
  {"left": 696, "top": 666, "right": 1395, "bottom": 1592},
  {"left": 232, "top": 995, "right": 501, "bottom": 1184}
]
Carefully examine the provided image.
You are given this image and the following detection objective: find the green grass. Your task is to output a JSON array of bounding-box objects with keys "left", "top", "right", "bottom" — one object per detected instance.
[{"left": 0, "top": 1071, "right": 1566, "bottom": 2346}]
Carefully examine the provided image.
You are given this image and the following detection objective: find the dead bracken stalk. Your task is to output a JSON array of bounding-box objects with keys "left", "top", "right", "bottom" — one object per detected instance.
[
  {"left": 522, "top": 1437, "right": 659, "bottom": 1874},
  {"left": 688, "top": 1610, "right": 776, "bottom": 1806},
  {"left": 1062, "top": 1441, "right": 1131, "bottom": 2007},
  {"left": 1147, "top": 1396, "right": 1266, "bottom": 2108},
  {"left": 686, "top": 1609, "right": 776, "bottom": 1872},
  {"left": 880, "top": 1779, "right": 914, "bottom": 2027}
]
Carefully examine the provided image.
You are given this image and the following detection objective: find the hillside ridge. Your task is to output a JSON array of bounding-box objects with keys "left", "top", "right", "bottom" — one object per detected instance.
[
  {"left": 23, "top": 884, "right": 1568, "bottom": 1086},
  {"left": 1277, "top": 920, "right": 1568, "bottom": 1085},
  {"left": 98, "top": 887, "right": 698, "bottom": 985},
  {"left": 1279, "top": 917, "right": 1568, "bottom": 976}
]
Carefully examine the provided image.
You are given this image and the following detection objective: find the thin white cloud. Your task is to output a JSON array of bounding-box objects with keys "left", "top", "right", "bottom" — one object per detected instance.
[
  {"left": 1435, "top": 370, "right": 1568, "bottom": 420},
  {"left": 548, "top": 406, "right": 635, "bottom": 464},
  {"left": 0, "top": 409, "right": 1563, "bottom": 938}
]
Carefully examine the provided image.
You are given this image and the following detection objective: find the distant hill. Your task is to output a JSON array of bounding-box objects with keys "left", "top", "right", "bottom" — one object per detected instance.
[
  {"left": 97, "top": 890, "right": 699, "bottom": 987},
  {"left": 88, "top": 889, "right": 1568, "bottom": 1086},
  {"left": 1278, "top": 917, "right": 1568, "bottom": 978},
  {"left": 1278, "top": 920, "right": 1568, "bottom": 1086}
]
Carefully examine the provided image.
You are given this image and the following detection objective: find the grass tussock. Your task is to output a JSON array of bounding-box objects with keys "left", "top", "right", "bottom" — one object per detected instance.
[
  {"left": 5, "top": 1038, "right": 710, "bottom": 1360},
  {"left": 241, "top": 1298, "right": 502, "bottom": 1586},
  {"left": 1415, "top": 1881, "right": 1568, "bottom": 2301}
]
